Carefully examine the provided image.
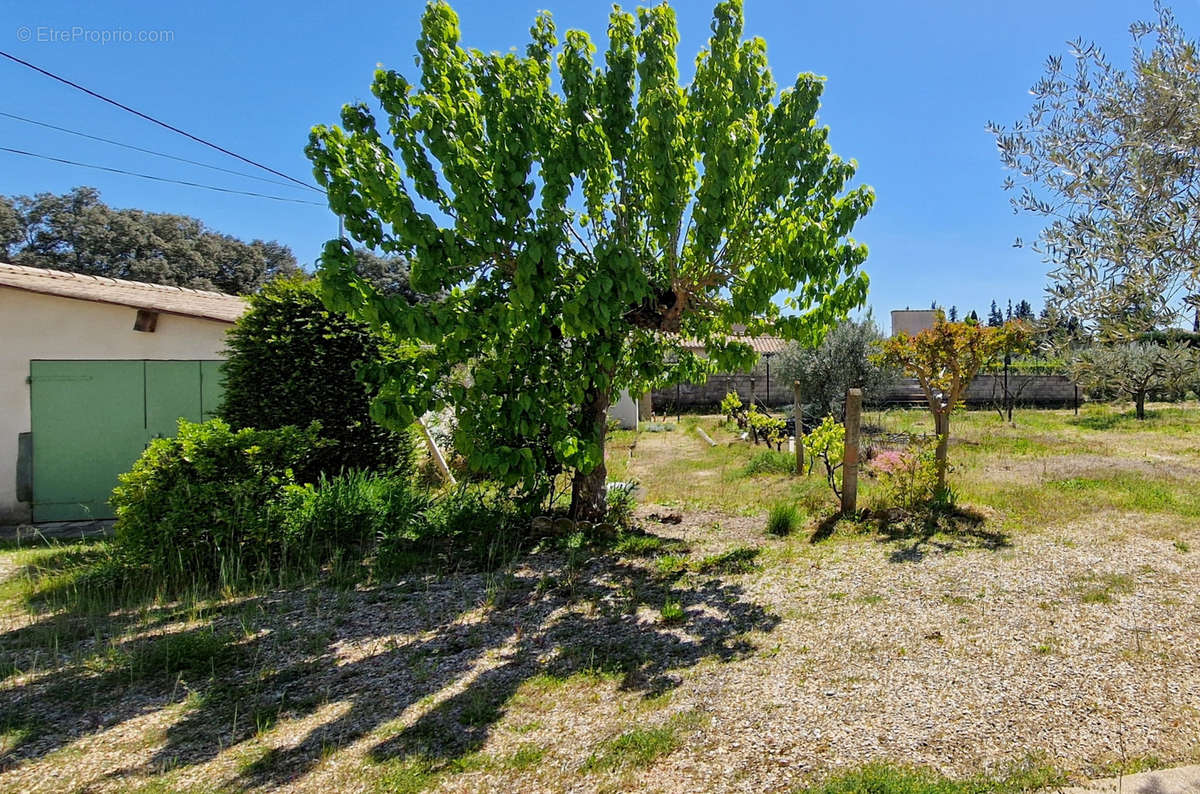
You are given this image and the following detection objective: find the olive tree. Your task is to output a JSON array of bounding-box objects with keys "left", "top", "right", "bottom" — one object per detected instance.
[
  {"left": 876, "top": 320, "right": 1028, "bottom": 491},
  {"left": 1070, "top": 341, "right": 1197, "bottom": 419},
  {"left": 775, "top": 315, "right": 897, "bottom": 422},
  {"left": 990, "top": 4, "right": 1200, "bottom": 337},
  {"left": 307, "top": 0, "right": 873, "bottom": 519}
]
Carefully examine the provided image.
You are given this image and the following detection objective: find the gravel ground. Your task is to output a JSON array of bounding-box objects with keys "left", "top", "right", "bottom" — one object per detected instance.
[{"left": 2, "top": 506, "right": 1199, "bottom": 793}]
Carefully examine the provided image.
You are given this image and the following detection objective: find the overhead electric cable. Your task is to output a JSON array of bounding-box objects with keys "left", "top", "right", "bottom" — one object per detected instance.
[
  {"left": 0, "top": 146, "right": 326, "bottom": 206},
  {"left": 0, "top": 49, "right": 323, "bottom": 193},
  {"left": 0, "top": 110, "right": 309, "bottom": 192}
]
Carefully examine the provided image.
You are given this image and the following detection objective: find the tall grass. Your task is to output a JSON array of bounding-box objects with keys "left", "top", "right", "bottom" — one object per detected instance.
[{"left": 766, "top": 503, "right": 803, "bottom": 536}]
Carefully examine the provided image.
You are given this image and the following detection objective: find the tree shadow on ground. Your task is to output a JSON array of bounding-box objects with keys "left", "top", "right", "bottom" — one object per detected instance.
[
  {"left": 0, "top": 539, "right": 778, "bottom": 791},
  {"left": 808, "top": 513, "right": 842, "bottom": 544},
  {"left": 1068, "top": 409, "right": 1158, "bottom": 431},
  {"left": 803, "top": 505, "right": 1010, "bottom": 563},
  {"left": 874, "top": 506, "right": 1010, "bottom": 563}
]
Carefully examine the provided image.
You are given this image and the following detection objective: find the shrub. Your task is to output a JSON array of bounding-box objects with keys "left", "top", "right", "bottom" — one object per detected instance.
[
  {"left": 747, "top": 408, "right": 787, "bottom": 449},
  {"left": 869, "top": 435, "right": 940, "bottom": 513},
  {"left": 745, "top": 449, "right": 794, "bottom": 475},
  {"left": 376, "top": 484, "right": 526, "bottom": 575},
  {"left": 719, "top": 391, "right": 743, "bottom": 424},
  {"left": 775, "top": 315, "right": 899, "bottom": 423},
  {"left": 111, "top": 419, "right": 322, "bottom": 582},
  {"left": 605, "top": 481, "right": 639, "bottom": 527},
  {"left": 220, "top": 275, "right": 417, "bottom": 479},
  {"left": 765, "top": 503, "right": 802, "bottom": 536},
  {"left": 803, "top": 416, "right": 846, "bottom": 500},
  {"left": 274, "top": 470, "right": 431, "bottom": 559}
]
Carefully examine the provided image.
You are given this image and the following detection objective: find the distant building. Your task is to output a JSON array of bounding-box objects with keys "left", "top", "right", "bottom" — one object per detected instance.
[
  {"left": 890, "top": 309, "right": 938, "bottom": 337},
  {"left": 0, "top": 263, "right": 246, "bottom": 523}
]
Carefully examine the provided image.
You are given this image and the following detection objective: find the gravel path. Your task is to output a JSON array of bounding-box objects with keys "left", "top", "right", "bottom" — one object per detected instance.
[{"left": 2, "top": 507, "right": 1198, "bottom": 793}]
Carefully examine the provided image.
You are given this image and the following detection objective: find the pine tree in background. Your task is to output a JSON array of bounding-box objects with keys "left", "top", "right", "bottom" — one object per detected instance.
[
  {"left": 948, "top": 305, "right": 958, "bottom": 321},
  {"left": 967, "top": 309, "right": 980, "bottom": 324},
  {"left": 988, "top": 300, "right": 1003, "bottom": 326}
]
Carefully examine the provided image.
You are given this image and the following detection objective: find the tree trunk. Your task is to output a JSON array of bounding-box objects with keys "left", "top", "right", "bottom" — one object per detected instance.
[
  {"left": 569, "top": 389, "right": 612, "bottom": 521},
  {"left": 1135, "top": 391, "right": 1146, "bottom": 420},
  {"left": 933, "top": 411, "right": 950, "bottom": 492}
]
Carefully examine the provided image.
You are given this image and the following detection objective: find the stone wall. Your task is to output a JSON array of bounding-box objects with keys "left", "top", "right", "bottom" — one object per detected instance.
[{"left": 651, "top": 372, "right": 1080, "bottom": 413}]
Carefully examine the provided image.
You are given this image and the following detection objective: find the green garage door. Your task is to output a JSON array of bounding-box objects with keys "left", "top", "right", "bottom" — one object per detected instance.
[{"left": 29, "top": 360, "right": 224, "bottom": 522}]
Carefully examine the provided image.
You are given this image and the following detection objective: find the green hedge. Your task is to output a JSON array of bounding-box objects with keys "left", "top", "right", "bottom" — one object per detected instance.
[{"left": 220, "top": 275, "right": 416, "bottom": 479}]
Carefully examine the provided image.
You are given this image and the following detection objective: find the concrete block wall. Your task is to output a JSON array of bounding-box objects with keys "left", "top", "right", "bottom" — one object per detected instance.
[{"left": 651, "top": 373, "right": 1080, "bottom": 413}]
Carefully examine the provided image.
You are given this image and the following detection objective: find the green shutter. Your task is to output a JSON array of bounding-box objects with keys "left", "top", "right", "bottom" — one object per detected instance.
[
  {"left": 30, "top": 361, "right": 147, "bottom": 522},
  {"left": 29, "top": 360, "right": 226, "bottom": 522},
  {"left": 145, "top": 361, "right": 203, "bottom": 439}
]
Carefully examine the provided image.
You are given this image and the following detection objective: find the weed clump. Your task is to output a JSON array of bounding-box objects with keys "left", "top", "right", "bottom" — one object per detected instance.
[{"left": 766, "top": 503, "right": 803, "bottom": 535}]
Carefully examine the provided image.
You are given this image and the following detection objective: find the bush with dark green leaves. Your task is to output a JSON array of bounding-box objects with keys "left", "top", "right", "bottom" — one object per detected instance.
[
  {"left": 113, "top": 425, "right": 523, "bottom": 588},
  {"left": 220, "top": 275, "right": 416, "bottom": 479},
  {"left": 111, "top": 419, "right": 323, "bottom": 582}
]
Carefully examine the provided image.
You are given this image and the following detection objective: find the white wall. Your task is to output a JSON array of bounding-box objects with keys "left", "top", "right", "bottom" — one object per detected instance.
[{"left": 0, "top": 289, "right": 235, "bottom": 524}]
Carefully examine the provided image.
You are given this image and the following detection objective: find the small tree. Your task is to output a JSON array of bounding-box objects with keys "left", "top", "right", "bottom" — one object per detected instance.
[
  {"left": 775, "top": 316, "right": 898, "bottom": 423},
  {"left": 875, "top": 319, "right": 1028, "bottom": 492},
  {"left": 1070, "top": 341, "right": 1196, "bottom": 419},
  {"left": 221, "top": 276, "right": 416, "bottom": 478}
]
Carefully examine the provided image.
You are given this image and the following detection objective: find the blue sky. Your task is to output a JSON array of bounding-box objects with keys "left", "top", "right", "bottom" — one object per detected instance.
[{"left": 3, "top": 1, "right": 1194, "bottom": 327}]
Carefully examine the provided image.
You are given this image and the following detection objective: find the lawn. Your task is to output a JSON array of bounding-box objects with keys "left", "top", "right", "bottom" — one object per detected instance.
[{"left": 1, "top": 403, "right": 1199, "bottom": 793}]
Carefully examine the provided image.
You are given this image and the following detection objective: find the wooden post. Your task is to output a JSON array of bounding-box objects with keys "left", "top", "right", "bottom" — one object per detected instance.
[
  {"left": 749, "top": 377, "right": 756, "bottom": 411},
  {"left": 793, "top": 379, "right": 803, "bottom": 475},
  {"left": 1074, "top": 385, "right": 1079, "bottom": 415},
  {"left": 841, "top": 388, "right": 862, "bottom": 517},
  {"left": 1003, "top": 353, "right": 1012, "bottom": 422},
  {"left": 417, "top": 418, "right": 456, "bottom": 485}
]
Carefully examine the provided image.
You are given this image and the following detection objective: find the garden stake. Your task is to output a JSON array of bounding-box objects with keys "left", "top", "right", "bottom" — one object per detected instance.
[
  {"left": 417, "top": 418, "right": 456, "bottom": 485},
  {"left": 793, "top": 379, "right": 803, "bottom": 475},
  {"left": 841, "top": 388, "right": 862, "bottom": 516}
]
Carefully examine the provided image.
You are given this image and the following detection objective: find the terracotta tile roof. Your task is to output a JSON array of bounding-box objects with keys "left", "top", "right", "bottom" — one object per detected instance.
[
  {"left": 0, "top": 262, "right": 247, "bottom": 323},
  {"left": 678, "top": 335, "right": 788, "bottom": 355}
]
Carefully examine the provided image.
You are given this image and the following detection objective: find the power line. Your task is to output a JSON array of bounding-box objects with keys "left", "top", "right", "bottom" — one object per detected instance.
[
  {"left": 0, "top": 49, "right": 323, "bottom": 193},
  {"left": 0, "top": 146, "right": 327, "bottom": 206},
  {"left": 0, "top": 110, "right": 309, "bottom": 192}
]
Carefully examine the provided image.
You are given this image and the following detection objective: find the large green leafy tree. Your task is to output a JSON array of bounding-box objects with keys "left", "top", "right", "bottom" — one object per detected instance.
[
  {"left": 307, "top": 0, "right": 873, "bottom": 519},
  {"left": 2, "top": 187, "right": 299, "bottom": 294}
]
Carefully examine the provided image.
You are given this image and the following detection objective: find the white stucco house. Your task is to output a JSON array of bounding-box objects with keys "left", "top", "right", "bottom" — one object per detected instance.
[{"left": 0, "top": 262, "right": 247, "bottom": 524}]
